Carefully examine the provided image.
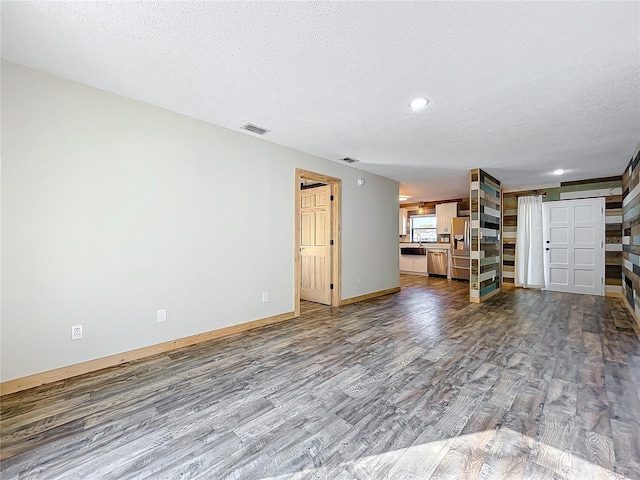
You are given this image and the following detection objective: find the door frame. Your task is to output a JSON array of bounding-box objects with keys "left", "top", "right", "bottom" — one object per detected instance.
[
  {"left": 295, "top": 169, "right": 342, "bottom": 315},
  {"left": 542, "top": 197, "right": 605, "bottom": 296}
]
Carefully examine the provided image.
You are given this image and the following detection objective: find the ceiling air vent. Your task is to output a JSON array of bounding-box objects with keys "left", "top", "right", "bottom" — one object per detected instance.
[
  {"left": 240, "top": 123, "right": 270, "bottom": 135},
  {"left": 340, "top": 157, "right": 359, "bottom": 164}
]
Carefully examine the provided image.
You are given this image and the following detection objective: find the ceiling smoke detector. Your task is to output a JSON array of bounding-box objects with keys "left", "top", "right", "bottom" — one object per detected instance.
[
  {"left": 240, "top": 123, "right": 270, "bottom": 135},
  {"left": 340, "top": 157, "right": 359, "bottom": 164}
]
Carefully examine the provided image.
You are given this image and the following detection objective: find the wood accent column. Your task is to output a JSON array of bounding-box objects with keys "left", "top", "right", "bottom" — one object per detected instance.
[
  {"left": 470, "top": 168, "right": 502, "bottom": 303},
  {"left": 622, "top": 142, "right": 640, "bottom": 322}
]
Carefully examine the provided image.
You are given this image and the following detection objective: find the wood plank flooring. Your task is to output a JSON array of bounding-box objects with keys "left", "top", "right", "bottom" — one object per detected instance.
[{"left": 2, "top": 275, "right": 640, "bottom": 479}]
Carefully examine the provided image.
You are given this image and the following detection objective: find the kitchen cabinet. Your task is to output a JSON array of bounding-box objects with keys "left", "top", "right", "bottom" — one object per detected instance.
[
  {"left": 399, "top": 254, "right": 414, "bottom": 272},
  {"left": 399, "top": 208, "right": 408, "bottom": 235},
  {"left": 436, "top": 202, "right": 458, "bottom": 234},
  {"left": 399, "top": 254, "right": 428, "bottom": 274}
]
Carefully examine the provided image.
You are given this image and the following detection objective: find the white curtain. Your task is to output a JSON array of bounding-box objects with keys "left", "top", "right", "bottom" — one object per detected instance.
[{"left": 515, "top": 195, "right": 545, "bottom": 288}]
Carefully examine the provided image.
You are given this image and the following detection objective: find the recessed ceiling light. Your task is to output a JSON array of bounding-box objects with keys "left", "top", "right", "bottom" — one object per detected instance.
[
  {"left": 410, "top": 97, "right": 429, "bottom": 111},
  {"left": 399, "top": 195, "right": 409, "bottom": 201},
  {"left": 553, "top": 169, "right": 565, "bottom": 175}
]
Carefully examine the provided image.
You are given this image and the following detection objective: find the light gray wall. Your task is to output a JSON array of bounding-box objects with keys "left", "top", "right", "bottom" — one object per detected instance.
[{"left": 1, "top": 61, "right": 400, "bottom": 382}]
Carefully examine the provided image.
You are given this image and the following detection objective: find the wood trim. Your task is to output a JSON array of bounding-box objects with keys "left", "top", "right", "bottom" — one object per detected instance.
[
  {"left": 502, "top": 183, "right": 561, "bottom": 194},
  {"left": 297, "top": 170, "right": 342, "bottom": 186},
  {"left": 503, "top": 284, "right": 547, "bottom": 291},
  {"left": 1, "top": 311, "right": 295, "bottom": 396},
  {"left": 295, "top": 169, "right": 342, "bottom": 310},
  {"left": 400, "top": 198, "right": 467, "bottom": 210},
  {"left": 339, "top": 287, "right": 401, "bottom": 306},
  {"left": 510, "top": 190, "right": 547, "bottom": 198},
  {"left": 332, "top": 182, "right": 342, "bottom": 308},
  {"left": 399, "top": 271, "right": 428, "bottom": 276},
  {"left": 295, "top": 171, "right": 301, "bottom": 317}
]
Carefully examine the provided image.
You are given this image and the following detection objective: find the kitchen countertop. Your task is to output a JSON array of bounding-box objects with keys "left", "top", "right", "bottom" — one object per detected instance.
[{"left": 399, "top": 243, "right": 450, "bottom": 249}]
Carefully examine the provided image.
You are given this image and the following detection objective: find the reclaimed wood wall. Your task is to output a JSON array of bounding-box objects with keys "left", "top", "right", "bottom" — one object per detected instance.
[
  {"left": 470, "top": 168, "right": 501, "bottom": 302},
  {"left": 622, "top": 142, "right": 640, "bottom": 315},
  {"left": 502, "top": 176, "right": 623, "bottom": 293}
]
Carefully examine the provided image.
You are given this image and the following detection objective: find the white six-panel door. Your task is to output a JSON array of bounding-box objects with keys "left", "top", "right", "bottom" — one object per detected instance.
[{"left": 543, "top": 198, "right": 605, "bottom": 296}]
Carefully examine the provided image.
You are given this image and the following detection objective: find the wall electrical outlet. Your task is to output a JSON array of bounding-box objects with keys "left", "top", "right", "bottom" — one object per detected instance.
[
  {"left": 262, "top": 292, "right": 269, "bottom": 303},
  {"left": 157, "top": 309, "right": 167, "bottom": 323},
  {"left": 71, "top": 325, "right": 83, "bottom": 340}
]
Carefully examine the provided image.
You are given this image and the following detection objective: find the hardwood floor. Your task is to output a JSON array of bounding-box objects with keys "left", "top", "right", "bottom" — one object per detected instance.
[{"left": 2, "top": 275, "right": 640, "bottom": 479}]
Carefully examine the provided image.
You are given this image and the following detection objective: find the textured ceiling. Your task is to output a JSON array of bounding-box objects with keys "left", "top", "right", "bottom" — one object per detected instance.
[{"left": 2, "top": 1, "right": 639, "bottom": 201}]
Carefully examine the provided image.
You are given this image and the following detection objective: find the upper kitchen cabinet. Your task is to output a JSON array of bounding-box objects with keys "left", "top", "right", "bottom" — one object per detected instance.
[
  {"left": 399, "top": 208, "right": 408, "bottom": 235},
  {"left": 436, "top": 202, "right": 458, "bottom": 234}
]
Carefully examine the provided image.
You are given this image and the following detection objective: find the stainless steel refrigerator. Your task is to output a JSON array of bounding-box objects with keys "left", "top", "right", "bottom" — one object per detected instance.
[{"left": 450, "top": 217, "right": 470, "bottom": 281}]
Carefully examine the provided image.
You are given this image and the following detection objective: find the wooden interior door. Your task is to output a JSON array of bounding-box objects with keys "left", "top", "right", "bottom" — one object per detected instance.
[
  {"left": 543, "top": 198, "right": 605, "bottom": 296},
  {"left": 300, "top": 185, "right": 332, "bottom": 305}
]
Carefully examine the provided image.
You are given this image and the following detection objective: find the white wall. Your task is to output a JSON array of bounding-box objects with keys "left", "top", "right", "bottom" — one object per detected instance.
[{"left": 1, "top": 61, "right": 400, "bottom": 382}]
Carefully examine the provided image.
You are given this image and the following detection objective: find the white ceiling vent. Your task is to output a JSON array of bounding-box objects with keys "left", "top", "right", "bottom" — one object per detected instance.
[
  {"left": 340, "top": 157, "right": 359, "bottom": 164},
  {"left": 241, "top": 123, "right": 270, "bottom": 135}
]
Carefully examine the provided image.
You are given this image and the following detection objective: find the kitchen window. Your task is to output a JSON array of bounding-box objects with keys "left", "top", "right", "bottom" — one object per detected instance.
[{"left": 411, "top": 215, "right": 437, "bottom": 243}]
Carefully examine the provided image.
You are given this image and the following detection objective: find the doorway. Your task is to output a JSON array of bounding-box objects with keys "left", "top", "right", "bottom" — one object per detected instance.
[
  {"left": 294, "top": 169, "right": 342, "bottom": 316},
  {"left": 543, "top": 197, "right": 605, "bottom": 296}
]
